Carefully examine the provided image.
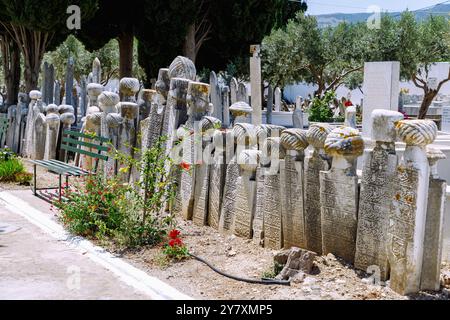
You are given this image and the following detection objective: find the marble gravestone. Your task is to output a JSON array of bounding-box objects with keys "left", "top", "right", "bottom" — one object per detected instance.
[
  {"left": 354, "top": 109, "right": 404, "bottom": 280},
  {"left": 321, "top": 126, "right": 364, "bottom": 263},
  {"left": 261, "top": 137, "right": 286, "bottom": 250},
  {"left": 362, "top": 61, "right": 400, "bottom": 138},
  {"left": 219, "top": 123, "right": 258, "bottom": 234},
  {"left": 192, "top": 116, "right": 221, "bottom": 226},
  {"left": 388, "top": 120, "right": 437, "bottom": 295},
  {"left": 232, "top": 149, "right": 261, "bottom": 238},
  {"left": 421, "top": 148, "right": 447, "bottom": 291},
  {"left": 250, "top": 45, "right": 262, "bottom": 126},
  {"left": 442, "top": 106, "right": 450, "bottom": 133},
  {"left": 304, "top": 123, "right": 333, "bottom": 255},
  {"left": 280, "top": 129, "right": 309, "bottom": 249}
]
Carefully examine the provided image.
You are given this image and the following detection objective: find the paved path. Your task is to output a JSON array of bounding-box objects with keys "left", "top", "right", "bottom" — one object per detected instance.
[{"left": 0, "top": 201, "right": 149, "bottom": 300}]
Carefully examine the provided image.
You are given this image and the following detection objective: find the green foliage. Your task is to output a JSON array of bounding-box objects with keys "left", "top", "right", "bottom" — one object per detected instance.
[
  {"left": 308, "top": 91, "right": 335, "bottom": 123},
  {"left": 57, "top": 136, "right": 176, "bottom": 248},
  {"left": 0, "top": 149, "right": 31, "bottom": 184},
  {"left": 261, "top": 261, "right": 284, "bottom": 279},
  {"left": 262, "top": 13, "right": 366, "bottom": 93},
  {"left": 43, "top": 35, "right": 145, "bottom": 82}
]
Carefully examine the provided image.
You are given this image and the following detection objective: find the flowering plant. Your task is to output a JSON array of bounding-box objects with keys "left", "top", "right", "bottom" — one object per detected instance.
[{"left": 163, "top": 229, "right": 189, "bottom": 260}]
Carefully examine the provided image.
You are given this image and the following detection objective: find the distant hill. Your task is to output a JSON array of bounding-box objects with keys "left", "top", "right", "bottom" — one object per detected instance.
[{"left": 315, "top": 3, "right": 450, "bottom": 27}]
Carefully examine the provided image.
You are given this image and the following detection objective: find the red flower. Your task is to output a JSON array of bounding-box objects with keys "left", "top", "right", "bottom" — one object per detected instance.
[
  {"left": 344, "top": 100, "right": 353, "bottom": 107},
  {"left": 168, "top": 238, "right": 183, "bottom": 247},
  {"left": 180, "top": 162, "right": 190, "bottom": 171},
  {"left": 169, "top": 229, "right": 181, "bottom": 239}
]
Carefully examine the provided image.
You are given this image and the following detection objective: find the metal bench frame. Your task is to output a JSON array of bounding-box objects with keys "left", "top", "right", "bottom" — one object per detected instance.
[{"left": 30, "top": 130, "right": 110, "bottom": 203}]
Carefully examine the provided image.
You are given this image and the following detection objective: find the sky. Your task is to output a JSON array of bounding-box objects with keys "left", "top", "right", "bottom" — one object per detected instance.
[{"left": 306, "top": 0, "right": 449, "bottom": 15}]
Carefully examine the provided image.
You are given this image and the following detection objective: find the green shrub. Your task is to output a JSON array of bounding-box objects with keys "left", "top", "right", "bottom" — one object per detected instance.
[
  {"left": 308, "top": 91, "right": 335, "bottom": 122},
  {"left": 57, "top": 136, "right": 176, "bottom": 248},
  {"left": 0, "top": 149, "right": 31, "bottom": 184}
]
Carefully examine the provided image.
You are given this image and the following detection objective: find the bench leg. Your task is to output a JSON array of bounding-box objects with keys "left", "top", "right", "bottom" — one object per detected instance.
[
  {"left": 33, "top": 164, "right": 37, "bottom": 196},
  {"left": 58, "top": 174, "right": 62, "bottom": 202}
]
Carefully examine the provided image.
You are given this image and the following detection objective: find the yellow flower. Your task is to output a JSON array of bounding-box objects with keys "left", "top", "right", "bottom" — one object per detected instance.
[{"left": 119, "top": 167, "right": 129, "bottom": 173}]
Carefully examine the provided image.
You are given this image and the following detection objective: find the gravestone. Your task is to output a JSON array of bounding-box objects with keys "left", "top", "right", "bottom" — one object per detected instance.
[
  {"left": 65, "top": 57, "right": 74, "bottom": 107},
  {"left": 222, "top": 86, "right": 230, "bottom": 128},
  {"left": 304, "top": 123, "right": 332, "bottom": 254},
  {"left": 176, "top": 82, "right": 215, "bottom": 221},
  {"left": 354, "top": 109, "right": 404, "bottom": 280},
  {"left": 23, "top": 90, "right": 42, "bottom": 158},
  {"left": 58, "top": 105, "right": 76, "bottom": 161},
  {"left": 344, "top": 106, "right": 357, "bottom": 128},
  {"left": 80, "top": 76, "right": 88, "bottom": 118},
  {"left": 207, "top": 130, "right": 231, "bottom": 229},
  {"left": 388, "top": 119, "right": 437, "bottom": 295},
  {"left": 266, "top": 85, "right": 273, "bottom": 125},
  {"left": 15, "top": 94, "right": 28, "bottom": 154},
  {"left": 54, "top": 80, "right": 61, "bottom": 105},
  {"left": 229, "top": 101, "right": 252, "bottom": 126},
  {"left": 253, "top": 167, "right": 265, "bottom": 246},
  {"left": 421, "top": 148, "right": 447, "bottom": 291},
  {"left": 442, "top": 106, "right": 450, "bottom": 133},
  {"left": 33, "top": 113, "right": 46, "bottom": 160},
  {"left": 92, "top": 57, "right": 101, "bottom": 84},
  {"left": 274, "top": 87, "right": 281, "bottom": 112},
  {"left": 261, "top": 137, "right": 286, "bottom": 250},
  {"left": 280, "top": 129, "right": 309, "bottom": 249},
  {"left": 210, "top": 71, "right": 223, "bottom": 122},
  {"left": 250, "top": 45, "right": 262, "bottom": 126},
  {"left": 43, "top": 110, "right": 60, "bottom": 160},
  {"left": 230, "top": 78, "right": 238, "bottom": 105},
  {"left": 232, "top": 149, "right": 260, "bottom": 238},
  {"left": 292, "top": 96, "right": 303, "bottom": 129},
  {"left": 321, "top": 126, "right": 364, "bottom": 263},
  {"left": 362, "top": 61, "right": 400, "bottom": 138},
  {"left": 5, "top": 105, "right": 16, "bottom": 149}
]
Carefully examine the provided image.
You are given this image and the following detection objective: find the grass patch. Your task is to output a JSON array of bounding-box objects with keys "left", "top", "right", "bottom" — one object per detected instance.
[{"left": 0, "top": 151, "right": 32, "bottom": 185}]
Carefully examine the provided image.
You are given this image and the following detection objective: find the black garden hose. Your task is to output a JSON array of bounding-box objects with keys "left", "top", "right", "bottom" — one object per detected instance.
[{"left": 189, "top": 253, "right": 291, "bottom": 286}]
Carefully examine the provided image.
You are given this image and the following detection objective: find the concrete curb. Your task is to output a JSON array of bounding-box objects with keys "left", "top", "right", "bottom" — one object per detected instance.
[{"left": 0, "top": 191, "right": 192, "bottom": 300}]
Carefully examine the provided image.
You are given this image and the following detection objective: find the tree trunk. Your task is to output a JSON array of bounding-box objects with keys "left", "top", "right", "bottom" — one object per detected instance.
[
  {"left": 183, "top": 24, "right": 196, "bottom": 63},
  {"left": 418, "top": 89, "right": 437, "bottom": 119},
  {"left": 1, "top": 35, "right": 20, "bottom": 107},
  {"left": 24, "top": 62, "right": 40, "bottom": 94},
  {"left": 118, "top": 33, "right": 133, "bottom": 78}
]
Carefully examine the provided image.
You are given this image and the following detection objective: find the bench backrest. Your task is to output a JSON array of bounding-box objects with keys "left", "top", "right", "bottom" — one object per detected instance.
[
  {"left": 0, "top": 116, "right": 8, "bottom": 148},
  {"left": 60, "top": 130, "right": 110, "bottom": 172}
]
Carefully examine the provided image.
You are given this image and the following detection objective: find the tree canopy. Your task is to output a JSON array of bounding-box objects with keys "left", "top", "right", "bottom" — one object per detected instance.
[{"left": 262, "top": 11, "right": 450, "bottom": 117}]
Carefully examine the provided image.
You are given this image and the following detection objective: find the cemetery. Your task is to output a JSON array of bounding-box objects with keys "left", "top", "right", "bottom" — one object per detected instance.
[{"left": 0, "top": 0, "right": 449, "bottom": 301}]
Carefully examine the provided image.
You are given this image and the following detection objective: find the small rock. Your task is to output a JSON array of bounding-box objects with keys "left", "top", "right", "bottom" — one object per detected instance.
[
  {"left": 291, "top": 272, "right": 306, "bottom": 284},
  {"left": 227, "top": 250, "right": 237, "bottom": 257},
  {"left": 336, "top": 279, "right": 346, "bottom": 285},
  {"left": 326, "top": 253, "right": 336, "bottom": 260},
  {"left": 441, "top": 271, "right": 450, "bottom": 287},
  {"left": 303, "top": 277, "right": 317, "bottom": 286}
]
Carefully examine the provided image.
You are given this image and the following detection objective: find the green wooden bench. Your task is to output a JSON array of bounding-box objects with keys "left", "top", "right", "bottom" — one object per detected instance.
[
  {"left": 30, "top": 130, "right": 110, "bottom": 202},
  {"left": 0, "top": 115, "right": 9, "bottom": 148}
]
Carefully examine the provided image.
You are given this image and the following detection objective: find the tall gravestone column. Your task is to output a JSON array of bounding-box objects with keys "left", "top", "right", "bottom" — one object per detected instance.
[
  {"left": 58, "top": 105, "right": 76, "bottom": 161},
  {"left": 97, "top": 91, "right": 120, "bottom": 175},
  {"left": 321, "top": 127, "right": 364, "bottom": 263},
  {"left": 219, "top": 123, "right": 258, "bottom": 234},
  {"left": 421, "top": 148, "right": 447, "bottom": 291},
  {"left": 176, "top": 82, "right": 217, "bottom": 221},
  {"left": 250, "top": 45, "right": 262, "bottom": 126},
  {"left": 210, "top": 71, "right": 223, "bottom": 122},
  {"left": 388, "top": 120, "right": 437, "bottom": 295},
  {"left": 44, "top": 105, "right": 60, "bottom": 160},
  {"left": 261, "top": 137, "right": 286, "bottom": 249},
  {"left": 266, "top": 85, "right": 273, "bottom": 125},
  {"left": 280, "top": 129, "right": 309, "bottom": 248},
  {"left": 207, "top": 130, "right": 231, "bottom": 229},
  {"left": 354, "top": 109, "right": 404, "bottom": 280},
  {"left": 222, "top": 86, "right": 230, "bottom": 128},
  {"left": 32, "top": 103, "right": 49, "bottom": 160},
  {"left": 23, "top": 90, "right": 42, "bottom": 157},
  {"left": 304, "top": 123, "right": 333, "bottom": 254},
  {"left": 65, "top": 57, "right": 74, "bottom": 106},
  {"left": 292, "top": 96, "right": 303, "bottom": 129},
  {"left": 232, "top": 149, "right": 261, "bottom": 238},
  {"left": 230, "top": 78, "right": 238, "bottom": 105}
]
